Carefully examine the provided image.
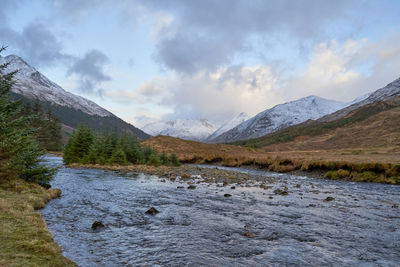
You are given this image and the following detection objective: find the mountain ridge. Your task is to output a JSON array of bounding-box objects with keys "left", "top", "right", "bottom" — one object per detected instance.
[
  {"left": 1, "top": 54, "right": 149, "bottom": 140},
  {"left": 207, "top": 112, "right": 249, "bottom": 142},
  {"left": 209, "top": 95, "right": 348, "bottom": 143}
]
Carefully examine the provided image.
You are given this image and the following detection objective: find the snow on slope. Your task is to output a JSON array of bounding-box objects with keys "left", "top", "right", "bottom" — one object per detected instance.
[
  {"left": 210, "top": 96, "right": 348, "bottom": 143},
  {"left": 319, "top": 76, "right": 400, "bottom": 122},
  {"left": 142, "top": 119, "right": 218, "bottom": 141},
  {"left": 206, "top": 112, "right": 249, "bottom": 141},
  {"left": 0, "top": 55, "right": 112, "bottom": 117},
  {"left": 359, "top": 77, "right": 400, "bottom": 104}
]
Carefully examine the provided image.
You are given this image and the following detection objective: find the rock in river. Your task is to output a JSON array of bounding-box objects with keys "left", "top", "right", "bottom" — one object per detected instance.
[
  {"left": 145, "top": 207, "right": 159, "bottom": 215},
  {"left": 244, "top": 232, "right": 255, "bottom": 238},
  {"left": 325, "top": 196, "right": 335, "bottom": 202},
  {"left": 187, "top": 185, "right": 196, "bottom": 190},
  {"left": 91, "top": 221, "right": 105, "bottom": 230},
  {"left": 273, "top": 188, "right": 289, "bottom": 195},
  {"left": 224, "top": 193, "right": 232, "bottom": 197}
]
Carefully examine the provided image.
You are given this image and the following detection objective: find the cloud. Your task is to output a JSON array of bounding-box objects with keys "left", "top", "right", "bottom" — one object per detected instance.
[
  {"left": 44, "top": 0, "right": 369, "bottom": 74},
  {"left": 130, "top": 65, "right": 281, "bottom": 123},
  {"left": 288, "top": 35, "right": 400, "bottom": 101},
  {"left": 141, "top": 0, "right": 363, "bottom": 73},
  {"left": 67, "top": 49, "right": 111, "bottom": 94},
  {"left": 0, "top": 22, "right": 72, "bottom": 67},
  {"left": 130, "top": 35, "right": 400, "bottom": 124}
]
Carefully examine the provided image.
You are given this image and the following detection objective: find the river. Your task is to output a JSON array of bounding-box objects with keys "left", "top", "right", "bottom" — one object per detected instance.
[{"left": 41, "top": 156, "right": 400, "bottom": 266}]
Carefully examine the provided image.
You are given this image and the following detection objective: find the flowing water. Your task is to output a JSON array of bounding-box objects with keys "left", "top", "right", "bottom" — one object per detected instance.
[{"left": 41, "top": 156, "right": 400, "bottom": 266}]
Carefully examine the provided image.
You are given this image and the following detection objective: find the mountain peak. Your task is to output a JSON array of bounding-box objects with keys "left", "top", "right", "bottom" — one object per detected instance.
[
  {"left": 209, "top": 96, "right": 347, "bottom": 143},
  {"left": 0, "top": 54, "right": 112, "bottom": 117},
  {"left": 142, "top": 118, "right": 217, "bottom": 141}
]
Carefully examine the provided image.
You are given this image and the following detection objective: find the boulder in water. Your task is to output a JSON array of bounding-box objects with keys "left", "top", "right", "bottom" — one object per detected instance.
[
  {"left": 324, "top": 196, "right": 335, "bottom": 202},
  {"left": 187, "top": 185, "right": 196, "bottom": 190},
  {"left": 145, "top": 207, "right": 159, "bottom": 215},
  {"left": 91, "top": 221, "right": 104, "bottom": 230}
]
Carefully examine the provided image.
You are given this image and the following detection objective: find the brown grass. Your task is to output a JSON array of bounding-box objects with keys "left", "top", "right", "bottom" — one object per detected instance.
[
  {"left": 0, "top": 178, "right": 76, "bottom": 266},
  {"left": 142, "top": 136, "right": 400, "bottom": 184},
  {"left": 142, "top": 135, "right": 262, "bottom": 164},
  {"left": 261, "top": 107, "right": 400, "bottom": 152}
]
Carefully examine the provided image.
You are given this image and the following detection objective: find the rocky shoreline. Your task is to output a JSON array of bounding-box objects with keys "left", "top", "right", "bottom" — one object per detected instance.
[{"left": 67, "top": 162, "right": 323, "bottom": 187}]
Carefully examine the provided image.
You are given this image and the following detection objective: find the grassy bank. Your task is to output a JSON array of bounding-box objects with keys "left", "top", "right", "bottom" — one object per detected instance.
[
  {"left": 142, "top": 136, "right": 400, "bottom": 185},
  {"left": 0, "top": 179, "right": 76, "bottom": 266}
]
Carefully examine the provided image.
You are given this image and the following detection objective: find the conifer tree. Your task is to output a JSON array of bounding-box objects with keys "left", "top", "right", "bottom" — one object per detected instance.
[
  {"left": 63, "top": 124, "right": 94, "bottom": 164},
  {"left": 0, "top": 46, "right": 55, "bottom": 183},
  {"left": 45, "top": 109, "right": 63, "bottom": 151}
]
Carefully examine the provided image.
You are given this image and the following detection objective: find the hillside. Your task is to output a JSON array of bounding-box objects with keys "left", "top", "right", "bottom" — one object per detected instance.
[
  {"left": 320, "top": 77, "right": 400, "bottom": 122},
  {"left": 209, "top": 95, "right": 347, "bottom": 143},
  {"left": 232, "top": 97, "right": 400, "bottom": 151},
  {"left": 1, "top": 54, "right": 149, "bottom": 140}
]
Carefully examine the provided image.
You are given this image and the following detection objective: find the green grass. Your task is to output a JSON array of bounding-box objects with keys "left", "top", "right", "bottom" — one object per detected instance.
[{"left": 0, "top": 179, "right": 76, "bottom": 266}]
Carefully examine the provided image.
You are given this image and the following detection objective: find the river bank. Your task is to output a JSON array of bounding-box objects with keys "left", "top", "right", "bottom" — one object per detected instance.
[{"left": 0, "top": 178, "right": 76, "bottom": 266}]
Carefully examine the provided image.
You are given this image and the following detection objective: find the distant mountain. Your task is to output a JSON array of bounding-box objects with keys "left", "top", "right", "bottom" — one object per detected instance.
[
  {"left": 319, "top": 77, "right": 400, "bottom": 122},
  {"left": 210, "top": 96, "right": 348, "bottom": 143},
  {"left": 231, "top": 76, "right": 400, "bottom": 149},
  {"left": 0, "top": 54, "right": 149, "bottom": 140},
  {"left": 142, "top": 119, "right": 217, "bottom": 141},
  {"left": 207, "top": 112, "right": 249, "bottom": 142}
]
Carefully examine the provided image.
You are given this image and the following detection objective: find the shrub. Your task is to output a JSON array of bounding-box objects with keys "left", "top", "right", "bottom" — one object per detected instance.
[{"left": 169, "top": 153, "right": 181, "bottom": 166}]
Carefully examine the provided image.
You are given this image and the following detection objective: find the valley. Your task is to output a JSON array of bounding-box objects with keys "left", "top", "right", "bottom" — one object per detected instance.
[{"left": 1, "top": 3, "right": 400, "bottom": 265}]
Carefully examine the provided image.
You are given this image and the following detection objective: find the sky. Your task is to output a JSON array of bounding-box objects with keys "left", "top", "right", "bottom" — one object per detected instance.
[{"left": 1, "top": 0, "right": 400, "bottom": 128}]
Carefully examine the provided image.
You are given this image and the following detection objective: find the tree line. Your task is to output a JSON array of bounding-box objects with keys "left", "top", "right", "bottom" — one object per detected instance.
[
  {"left": 21, "top": 100, "right": 63, "bottom": 152},
  {"left": 63, "top": 124, "right": 181, "bottom": 166}
]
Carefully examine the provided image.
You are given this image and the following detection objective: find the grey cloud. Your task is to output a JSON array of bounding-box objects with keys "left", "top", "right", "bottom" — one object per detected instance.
[
  {"left": 0, "top": 22, "right": 72, "bottom": 67},
  {"left": 67, "top": 49, "right": 111, "bottom": 94},
  {"left": 1, "top": 10, "right": 110, "bottom": 95},
  {"left": 141, "top": 0, "right": 363, "bottom": 73},
  {"left": 43, "top": 0, "right": 367, "bottom": 73}
]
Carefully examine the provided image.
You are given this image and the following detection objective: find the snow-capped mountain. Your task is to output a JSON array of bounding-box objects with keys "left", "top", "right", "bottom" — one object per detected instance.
[
  {"left": 0, "top": 55, "right": 111, "bottom": 117},
  {"left": 320, "top": 76, "right": 400, "bottom": 122},
  {"left": 209, "top": 96, "right": 348, "bottom": 143},
  {"left": 142, "top": 119, "right": 218, "bottom": 141},
  {"left": 206, "top": 112, "right": 249, "bottom": 142},
  {"left": 0, "top": 54, "right": 149, "bottom": 139}
]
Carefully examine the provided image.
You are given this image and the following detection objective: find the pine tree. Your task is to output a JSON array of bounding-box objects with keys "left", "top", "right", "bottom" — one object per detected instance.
[
  {"left": 63, "top": 124, "right": 94, "bottom": 164},
  {"left": 45, "top": 109, "right": 63, "bottom": 151},
  {"left": 0, "top": 46, "right": 55, "bottom": 183}
]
